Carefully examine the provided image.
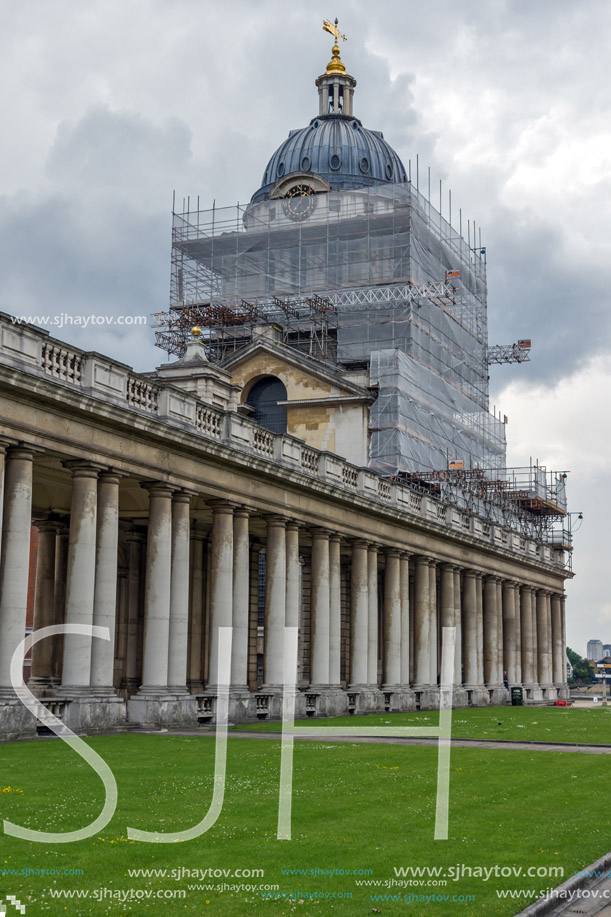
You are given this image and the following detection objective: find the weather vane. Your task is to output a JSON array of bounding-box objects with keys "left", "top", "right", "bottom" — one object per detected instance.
[
  {"left": 322, "top": 18, "right": 347, "bottom": 44},
  {"left": 322, "top": 18, "right": 347, "bottom": 74}
]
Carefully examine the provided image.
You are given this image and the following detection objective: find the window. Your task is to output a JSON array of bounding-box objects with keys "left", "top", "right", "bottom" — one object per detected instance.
[{"left": 246, "top": 376, "right": 288, "bottom": 433}]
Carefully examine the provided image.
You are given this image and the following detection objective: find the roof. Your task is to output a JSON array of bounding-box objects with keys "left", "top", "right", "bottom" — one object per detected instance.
[{"left": 251, "top": 114, "right": 408, "bottom": 203}]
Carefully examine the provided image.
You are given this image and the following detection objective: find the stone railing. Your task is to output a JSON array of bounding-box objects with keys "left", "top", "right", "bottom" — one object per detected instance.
[{"left": 0, "top": 314, "right": 568, "bottom": 569}]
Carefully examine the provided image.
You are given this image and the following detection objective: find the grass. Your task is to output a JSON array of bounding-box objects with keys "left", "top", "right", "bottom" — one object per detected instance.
[
  {"left": 1, "top": 733, "right": 611, "bottom": 915},
  {"left": 232, "top": 704, "right": 611, "bottom": 744}
]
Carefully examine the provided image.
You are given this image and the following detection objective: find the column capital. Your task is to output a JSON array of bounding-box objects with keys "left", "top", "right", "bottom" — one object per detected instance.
[
  {"left": 384, "top": 546, "right": 401, "bottom": 558},
  {"left": 440, "top": 562, "right": 457, "bottom": 573},
  {"left": 98, "top": 470, "right": 125, "bottom": 485},
  {"left": 264, "top": 514, "right": 288, "bottom": 527},
  {"left": 141, "top": 481, "right": 175, "bottom": 498},
  {"left": 33, "top": 518, "right": 60, "bottom": 534},
  {"left": 233, "top": 505, "right": 253, "bottom": 519},
  {"left": 484, "top": 573, "right": 501, "bottom": 584},
  {"left": 7, "top": 443, "right": 43, "bottom": 462},
  {"left": 349, "top": 537, "right": 369, "bottom": 548},
  {"left": 309, "top": 525, "right": 331, "bottom": 538},
  {"left": 171, "top": 491, "right": 192, "bottom": 506},
  {"left": 285, "top": 519, "right": 302, "bottom": 532},
  {"left": 399, "top": 550, "right": 411, "bottom": 561},
  {"left": 414, "top": 554, "right": 434, "bottom": 565},
  {"left": 125, "top": 529, "right": 146, "bottom": 544},
  {"left": 367, "top": 541, "right": 380, "bottom": 552},
  {"left": 207, "top": 498, "right": 239, "bottom": 511},
  {"left": 63, "top": 459, "right": 105, "bottom": 477}
]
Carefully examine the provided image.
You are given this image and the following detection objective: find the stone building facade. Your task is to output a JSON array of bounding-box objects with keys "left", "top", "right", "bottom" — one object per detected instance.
[{"left": 0, "top": 33, "right": 571, "bottom": 739}]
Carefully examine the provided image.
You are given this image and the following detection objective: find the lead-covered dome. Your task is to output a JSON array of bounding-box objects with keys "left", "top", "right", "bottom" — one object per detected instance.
[{"left": 251, "top": 115, "right": 408, "bottom": 203}]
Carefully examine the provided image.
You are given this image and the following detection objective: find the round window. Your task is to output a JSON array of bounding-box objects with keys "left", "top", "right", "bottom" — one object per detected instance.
[
  {"left": 352, "top": 120, "right": 359, "bottom": 130},
  {"left": 313, "top": 120, "right": 320, "bottom": 129},
  {"left": 277, "top": 162, "right": 285, "bottom": 177},
  {"left": 360, "top": 157, "right": 370, "bottom": 173},
  {"left": 385, "top": 163, "right": 393, "bottom": 180},
  {"left": 330, "top": 153, "right": 341, "bottom": 170},
  {"left": 301, "top": 156, "right": 311, "bottom": 171}
]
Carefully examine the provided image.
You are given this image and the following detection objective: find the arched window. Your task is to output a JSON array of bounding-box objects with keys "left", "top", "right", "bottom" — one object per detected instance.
[{"left": 246, "top": 376, "right": 288, "bottom": 434}]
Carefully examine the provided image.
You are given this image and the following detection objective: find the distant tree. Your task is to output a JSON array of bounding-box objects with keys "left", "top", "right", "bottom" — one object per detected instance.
[{"left": 567, "top": 647, "right": 596, "bottom": 685}]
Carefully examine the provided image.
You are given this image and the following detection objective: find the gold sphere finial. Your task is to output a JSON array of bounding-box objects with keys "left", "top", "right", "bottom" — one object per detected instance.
[
  {"left": 322, "top": 17, "right": 347, "bottom": 74},
  {"left": 191, "top": 325, "right": 202, "bottom": 338}
]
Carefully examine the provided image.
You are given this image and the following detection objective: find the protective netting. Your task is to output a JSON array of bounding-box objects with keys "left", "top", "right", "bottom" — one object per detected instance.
[
  {"left": 369, "top": 349, "right": 506, "bottom": 474},
  {"left": 169, "top": 182, "right": 499, "bottom": 473}
]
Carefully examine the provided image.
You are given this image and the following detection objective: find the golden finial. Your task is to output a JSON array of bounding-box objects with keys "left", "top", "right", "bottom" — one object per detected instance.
[
  {"left": 191, "top": 325, "right": 202, "bottom": 338},
  {"left": 322, "top": 17, "right": 347, "bottom": 74}
]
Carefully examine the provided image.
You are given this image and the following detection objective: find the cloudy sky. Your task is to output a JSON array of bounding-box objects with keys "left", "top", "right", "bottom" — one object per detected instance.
[{"left": 1, "top": 0, "right": 609, "bottom": 655}]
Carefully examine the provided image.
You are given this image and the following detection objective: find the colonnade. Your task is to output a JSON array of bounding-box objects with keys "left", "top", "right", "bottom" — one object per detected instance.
[{"left": 0, "top": 444, "right": 569, "bottom": 735}]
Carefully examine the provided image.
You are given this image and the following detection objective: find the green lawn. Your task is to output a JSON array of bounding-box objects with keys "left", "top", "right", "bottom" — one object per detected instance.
[
  {"left": 233, "top": 704, "right": 611, "bottom": 744},
  {"left": 1, "top": 733, "right": 611, "bottom": 915}
]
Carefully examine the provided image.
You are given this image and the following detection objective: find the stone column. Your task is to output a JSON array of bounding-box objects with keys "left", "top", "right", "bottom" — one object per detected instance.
[
  {"left": 496, "top": 579, "right": 504, "bottom": 688},
  {"left": 29, "top": 520, "right": 58, "bottom": 694},
  {"left": 61, "top": 462, "right": 100, "bottom": 691},
  {"left": 90, "top": 472, "right": 122, "bottom": 691},
  {"left": 536, "top": 590, "right": 553, "bottom": 690},
  {"left": 382, "top": 550, "right": 401, "bottom": 689},
  {"left": 475, "top": 574, "right": 484, "bottom": 687},
  {"left": 462, "top": 570, "right": 478, "bottom": 689},
  {"left": 502, "top": 581, "right": 517, "bottom": 685},
  {"left": 137, "top": 484, "right": 174, "bottom": 691},
  {"left": 0, "top": 447, "right": 36, "bottom": 742},
  {"left": 310, "top": 528, "right": 330, "bottom": 687},
  {"left": 230, "top": 508, "right": 250, "bottom": 690},
  {"left": 560, "top": 595, "right": 568, "bottom": 692},
  {"left": 263, "top": 516, "right": 286, "bottom": 688},
  {"left": 551, "top": 593, "right": 564, "bottom": 686},
  {"left": 413, "top": 557, "right": 431, "bottom": 687},
  {"left": 483, "top": 576, "right": 502, "bottom": 701},
  {"left": 167, "top": 492, "right": 191, "bottom": 691},
  {"left": 285, "top": 523, "right": 301, "bottom": 629},
  {"left": 349, "top": 541, "right": 369, "bottom": 686},
  {"left": 187, "top": 530, "right": 205, "bottom": 693},
  {"left": 400, "top": 553, "right": 410, "bottom": 685},
  {"left": 514, "top": 585, "right": 522, "bottom": 684},
  {"left": 440, "top": 564, "right": 456, "bottom": 683},
  {"left": 367, "top": 544, "right": 379, "bottom": 686},
  {"left": 329, "top": 534, "right": 342, "bottom": 686},
  {"left": 121, "top": 531, "right": 145, "bottom": 695},
  {"left": 520, "top": 586, "right": 535, "bottom": 689},
  {"left": 429, "top": 561, "right": 438, "bottom": 686},
  {"left": 51, "top": 525, "right": 69, "bottom": 684},
  {"left": 454, "top": 567, "right": 462, "bottom": 683},
  {"left": 208, "top": 503, "right": 235, "bottom": 689}
]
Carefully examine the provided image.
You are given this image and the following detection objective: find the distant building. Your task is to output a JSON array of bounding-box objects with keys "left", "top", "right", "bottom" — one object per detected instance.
[{"left": 587, "top": 640, "right": 604, "bottom": 662}]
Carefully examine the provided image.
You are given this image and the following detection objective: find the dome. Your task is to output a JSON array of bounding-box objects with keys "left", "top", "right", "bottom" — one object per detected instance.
[{"left": 251, "top": 115, "right": 408, "bottom": 203}]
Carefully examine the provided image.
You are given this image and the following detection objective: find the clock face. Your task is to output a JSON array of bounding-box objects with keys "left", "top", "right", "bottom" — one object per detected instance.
[{"left": 282, "top": 184, "right": 317, "bottom": 221}]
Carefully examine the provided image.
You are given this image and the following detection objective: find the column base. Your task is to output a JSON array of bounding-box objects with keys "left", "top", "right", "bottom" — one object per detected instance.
[
  {"left": 541, "top": 684, "right": 557, "bottom": 701},
  {"left": 61, "top": 694, "right": 127, "bottom": 734},
  {"left": 523, "top": 684, "right": 545, "bottom": 703},
  {"left": 462, "top": 684, "right": 490, "bottom": 707},
  {"left": 486, "top": 684, "right": 507, "bottom": 705},
  {"left": 451, "top": 686, "right": 469, "bottom": 707},
  {"left": 411, "top": 686, "right": 440, "bottom": 710},
  {"left": 555, "top": 684, "right": 570, "bottom": 700},
  {"left": 381, "top": 686, "right": 417, "bottom": 712},
  {"left": 302, "top": 686, "right": 349, "bottom": 718},
  {"left": 27, "top": 677, "right": 60, "bottom": 698},
  {"left": 346, "top": 685, "right": 384, "bottom": 715},
  {"left": 127, "top": 689, "right": 197, "bottom": 728},
  {"left": 0, "top": 698, "right": 37, "bottom": 741}
]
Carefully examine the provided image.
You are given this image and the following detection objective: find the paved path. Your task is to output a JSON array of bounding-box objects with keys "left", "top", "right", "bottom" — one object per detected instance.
[{"left": 133, "top": 727, "right": 611, "bottom": 754}]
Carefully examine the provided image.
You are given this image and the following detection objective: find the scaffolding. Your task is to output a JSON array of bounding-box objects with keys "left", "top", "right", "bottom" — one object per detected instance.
[
  {"left": 161, "top": 180, "right": 501, "bottom": 473},
  {"left": 153, "top": 294, "right": 338, "bottom": 362},
  {"left": 399, "top": 462, "right": 568, "bottom": 544}
]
